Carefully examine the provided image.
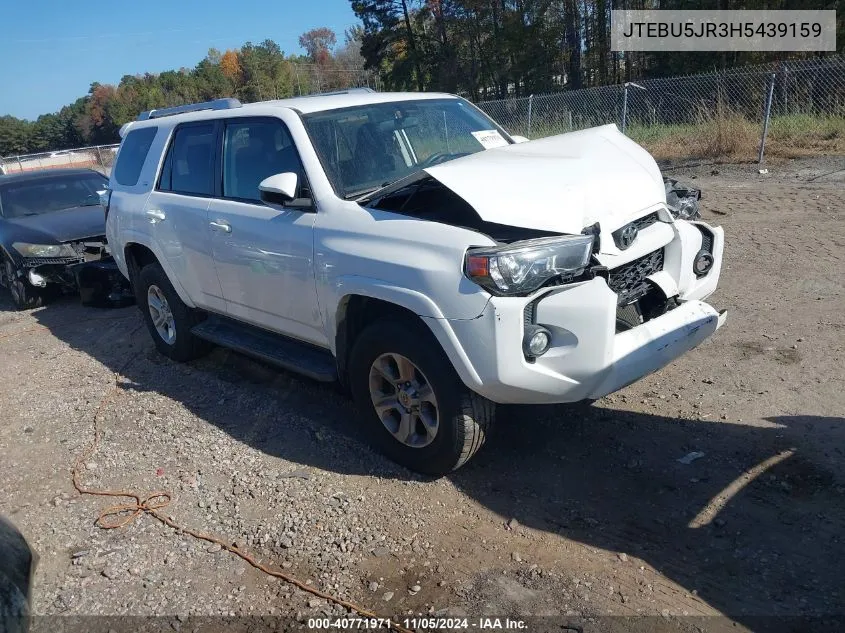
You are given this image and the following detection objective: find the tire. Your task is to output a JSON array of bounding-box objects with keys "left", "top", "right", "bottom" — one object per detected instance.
[
  {"left": 2, "top": 257, "right": 46, "bottom": 310},
  {"left": 349, "top": 319, "right": 494, "bottom": 476},
  {"left": 138, "top": 263, "right": 209, "bottom": 362}
]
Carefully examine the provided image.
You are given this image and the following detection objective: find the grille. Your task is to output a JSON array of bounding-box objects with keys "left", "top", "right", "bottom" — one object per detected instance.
[
  {"left": 631, "top": 212, "right": 660, "bottom": 232},
  {"left": 607, "top": 249, "right": 664, "bottom": 306},
  {"left": 22, "top": 256, "right": 83, "bottom": 267},
  {"left": 616, "top": 302, "right": 643, "bottom": 331},
  {"left": 523, "top": 301, "right": 537, "bottom": 326},
  {"left": 698, "top": 226, "right": 714, "bottom": 253},
  {"left": 612, "top": 212, "right": 660, "bottom": 250}
]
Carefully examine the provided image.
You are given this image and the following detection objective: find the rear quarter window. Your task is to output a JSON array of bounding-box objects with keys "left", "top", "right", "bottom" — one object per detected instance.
[{"left": 114, "top": 127, "right": 157, "bottom": 187}]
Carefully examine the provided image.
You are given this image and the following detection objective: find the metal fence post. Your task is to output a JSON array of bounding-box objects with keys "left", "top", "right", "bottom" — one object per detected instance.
[
  {"left": 527, "top": 94, "right": 534, "bottom": 137},
  {"left": 95, "top": 145, "right": 104, "bottom": 169},
  {"left": 622, "top": 84, "right": 629, "bottom": 133},
  {"left": 782, "top": 64, "right": 789, "bottom": 115},
  {"left": 294, "top": 65, "right": 302, "bottom": 96},
  {"left": 621, "top": 82, "right": 645, "bottom": 134},
  {"left": 758, "top": 72, "right": 776, "bottom": 166},
  {"left": 17, "top": 156, "right": 23, "bottom": 172}
]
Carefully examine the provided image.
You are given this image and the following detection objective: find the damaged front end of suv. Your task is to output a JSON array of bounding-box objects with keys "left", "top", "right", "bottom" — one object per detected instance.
[{"left": 353, "top": 123, "right": 726, "bottom": 404}]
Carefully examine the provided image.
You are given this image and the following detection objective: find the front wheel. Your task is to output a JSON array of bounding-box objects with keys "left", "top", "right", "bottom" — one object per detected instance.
[
  {"left": 2, "top": 258, "right": 46, "bottom": 310},
  {"left": 138, "top": 263, "right": 209, "bottom": 362},
  {"left": 349, "top": 319, "right": 494, "bottom": 475}
]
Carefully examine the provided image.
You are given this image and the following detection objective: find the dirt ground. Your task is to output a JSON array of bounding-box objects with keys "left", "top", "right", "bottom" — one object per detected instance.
[{"left": 1, "top": 156, "right": 843, "bottom": 633}]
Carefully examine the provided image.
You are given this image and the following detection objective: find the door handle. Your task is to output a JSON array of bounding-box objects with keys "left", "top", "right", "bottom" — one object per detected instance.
[
  {"left": 146, "top": 209, "right": 166, "bottom": 223},
  {"left": 209, "top": 220, "right": 232, "bottom": 233}
]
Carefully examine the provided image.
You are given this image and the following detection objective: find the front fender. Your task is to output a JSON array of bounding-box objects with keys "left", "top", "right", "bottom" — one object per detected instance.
[
  {"left": 326, "top": 275, "right": 490, "bottom": 351},
  {"left": 327, "top": 277, "right": 490, "bottom": 390}
]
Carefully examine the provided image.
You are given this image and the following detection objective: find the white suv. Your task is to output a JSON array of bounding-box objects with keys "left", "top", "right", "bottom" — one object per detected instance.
[{"left": 106, "top": 90, "right": 726, "bottom": 475}]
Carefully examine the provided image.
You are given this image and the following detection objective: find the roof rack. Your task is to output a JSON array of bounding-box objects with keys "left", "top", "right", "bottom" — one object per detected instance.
[
  {"left": 138, "top": 98, "right": 242, "bottom": 121},
  {"left": 300, "top": 87, "right": 377, "bottom": 98}
]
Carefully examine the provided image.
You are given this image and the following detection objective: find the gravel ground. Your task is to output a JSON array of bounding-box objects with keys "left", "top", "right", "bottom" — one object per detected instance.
[{"left": 1, "top": 156, "right": 844, "bottom": 632}]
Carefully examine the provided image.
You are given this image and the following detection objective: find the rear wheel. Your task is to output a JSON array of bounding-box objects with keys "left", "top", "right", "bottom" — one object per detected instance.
[
  {"left": 138, "top": 263, "right": 209, "bottom": 361},
  {"left": 349, "top": 319, "right": 494, "bottom": 475}
]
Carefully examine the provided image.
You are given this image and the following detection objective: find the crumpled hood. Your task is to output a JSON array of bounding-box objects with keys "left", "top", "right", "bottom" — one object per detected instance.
[
  {"left": 4, "top": 205, "right": 105, "bottom": 243},
  {"left": 425, "top": 124, "right": 666, "bottom": 235}
]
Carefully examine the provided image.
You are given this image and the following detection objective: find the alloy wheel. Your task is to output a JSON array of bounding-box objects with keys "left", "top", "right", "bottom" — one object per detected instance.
[
  {"left": 368, "top": 353, "right": 439, "bottom": 448},
  {"left": 147, "top": 284, "right": 176, "bottom": 345},
  {"left": 5, "top": 261, "right": 23, "bottom": 305}
]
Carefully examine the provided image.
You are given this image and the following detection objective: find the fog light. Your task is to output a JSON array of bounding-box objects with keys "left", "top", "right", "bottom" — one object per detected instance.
[
  {"left": 523, "top": 325, "right": 552, "bottom": 358},
  {"left": 693, "top": 250, "right": 714, "bottom": 277},
  {"left": 28, "top": 269, "right": 47, "bottom": 287}
]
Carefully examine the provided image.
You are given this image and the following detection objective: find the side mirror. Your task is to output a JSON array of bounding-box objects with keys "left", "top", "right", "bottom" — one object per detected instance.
[
  {"left": 511, "top": 135, "right": 530, "bottom": 144},
  {"left": 259, "top": 172, "right": 298, "bottom": 205},
  {"left": 259, "top": 172, "right": 314, "bottom": 211}
]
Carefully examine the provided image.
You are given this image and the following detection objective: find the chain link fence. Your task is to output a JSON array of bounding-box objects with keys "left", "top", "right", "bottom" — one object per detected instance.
[
  {"left": 289, "top": 64, "right": 382, "bottom": 96},
  {"left": 226, "top": 64, "right": 382, "bottom": 102},
  {"left": 477, "top": 56, "right": 845, "bottom": 164},
  {"left": 1, "top": 144, "right": 119, "bottom": 176},
  {"left": 5, "top": 59, "right": 840, "bottom": 173}
]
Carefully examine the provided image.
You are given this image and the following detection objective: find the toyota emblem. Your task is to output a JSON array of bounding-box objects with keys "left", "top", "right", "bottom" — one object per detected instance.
[{"left": 618, "top": 223, "right": 638, "bottom": 249}]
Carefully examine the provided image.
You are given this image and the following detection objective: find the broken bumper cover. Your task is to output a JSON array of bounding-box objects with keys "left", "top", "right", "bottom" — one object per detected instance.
[
  {"left": 426, "top": 278, "right": 726, "bottom": 405},
  {"left": 21, "top": 239, "right": 109, "bottom": 288}
]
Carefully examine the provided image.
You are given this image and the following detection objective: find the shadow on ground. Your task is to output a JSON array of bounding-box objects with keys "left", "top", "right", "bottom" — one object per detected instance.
[{"left": 8, "top": 295, "right": 845, "bottom": 626}]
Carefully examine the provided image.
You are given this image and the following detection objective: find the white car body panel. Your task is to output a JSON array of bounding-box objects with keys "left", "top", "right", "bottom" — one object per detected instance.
[
  {"left": 107, "top": 91, "right": 726, "bottom": 406},
  {"left": 314, "top": 202, "right": 494, "bottom": 330},
  {"left": 206, "top": 197, "right": 324, "bottom": 346},
  {"left": 142, "top": 191, "right": 224, "bottom": 312},
  {"left": 425, "top": 124, "right": 665, "bottom": 236},
  {"left": 437, "top": 279, "right": 724, "bottom": 404}
]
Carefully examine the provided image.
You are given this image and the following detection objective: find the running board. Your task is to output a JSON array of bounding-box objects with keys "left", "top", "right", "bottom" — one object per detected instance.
[{"left": 191, "top": 316, "right": 338, "bottom": 382}]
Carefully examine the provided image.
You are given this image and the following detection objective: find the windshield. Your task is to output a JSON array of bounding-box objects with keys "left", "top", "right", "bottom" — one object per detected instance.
[
  {"left": 0, "top": 173, "right": 108, "bottom": 218},
  {"left": 302, "top": 98, "right": 511, "bottom": 199}
]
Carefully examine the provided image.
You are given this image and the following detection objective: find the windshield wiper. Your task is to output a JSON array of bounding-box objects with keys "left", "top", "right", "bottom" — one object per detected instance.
[
  {"left": 345, "top": 170, "right": 434, "bottom": 203},
  {"left": 343, "top": 183, "right": 393, "bottom": 201}
]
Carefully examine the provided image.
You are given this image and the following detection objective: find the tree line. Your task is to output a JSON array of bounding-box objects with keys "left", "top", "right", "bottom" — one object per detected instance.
[
  {"left": 0, "top": 30, "right": 366, "bottom": 156},
  {"left": 2, "top": 1, "right": 841, "bottom": 157},
  {"left": 352, "top": 0, "right": 842, "bottom": 100}
]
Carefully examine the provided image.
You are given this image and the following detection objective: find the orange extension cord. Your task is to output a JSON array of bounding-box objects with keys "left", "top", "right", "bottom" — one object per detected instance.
[{"left": 3, "top": 316, "right": 414, "bottom": 633}]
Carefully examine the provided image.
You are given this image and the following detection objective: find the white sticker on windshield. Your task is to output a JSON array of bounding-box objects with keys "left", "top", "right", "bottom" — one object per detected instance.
[{"left": 471, "top": 130, "right": 509, "bottom": 149}]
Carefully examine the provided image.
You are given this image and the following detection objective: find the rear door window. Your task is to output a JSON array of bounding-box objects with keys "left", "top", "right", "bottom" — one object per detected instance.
[
  {"left": 158, "top": 123, "right": 217, "bottom": 196},
  {"left": 114, "top": 127, "right": 157, "bottom": 186}
]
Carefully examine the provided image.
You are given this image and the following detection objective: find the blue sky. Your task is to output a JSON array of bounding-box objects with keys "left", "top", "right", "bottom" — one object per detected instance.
[{"left": 0, "top": 0, "right": 359, "bottom": 120}]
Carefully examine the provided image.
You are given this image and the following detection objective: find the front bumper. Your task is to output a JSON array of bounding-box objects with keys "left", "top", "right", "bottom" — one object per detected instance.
[
  {"left": 424, "top": 219, "right": 726, "bottom": 405},
  {"left": 20, "top": 238, "right": 109, "bottom": 288}
]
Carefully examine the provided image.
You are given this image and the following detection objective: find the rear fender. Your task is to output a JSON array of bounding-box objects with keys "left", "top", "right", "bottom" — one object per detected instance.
[{"left": 121, "top": 231, "right": 196, "bottom": 308}]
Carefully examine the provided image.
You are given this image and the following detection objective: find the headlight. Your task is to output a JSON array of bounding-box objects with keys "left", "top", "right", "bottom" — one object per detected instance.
[
  {"left": 12, "top": 242, "right": 78, "bottom": 258},
  {"left": 465, "top": 234, "right": 594, "bottom": 296}
]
